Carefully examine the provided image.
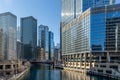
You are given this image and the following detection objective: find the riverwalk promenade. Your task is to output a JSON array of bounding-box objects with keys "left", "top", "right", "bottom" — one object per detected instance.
[{"left": 0, "top": 60, "right": 30, "bottom": 80}]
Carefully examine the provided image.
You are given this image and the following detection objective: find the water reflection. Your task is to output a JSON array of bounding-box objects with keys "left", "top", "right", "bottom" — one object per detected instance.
[
  {"left": 23, "top": 64, "right": 61, "bottom": 80},
  {"left": 62, "top": 70, "right": 90, "bottom": 80},
  {"left": 23, "top": 64, "right": 115, "bottom": 80},
  {"left": 62, "top": 70, "right": 115, "bottom": 80}
]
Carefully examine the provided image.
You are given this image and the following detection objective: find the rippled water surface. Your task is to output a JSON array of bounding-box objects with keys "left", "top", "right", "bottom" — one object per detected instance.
[{"left": 23, "top": 64, "right": 116, "bottom": 80}]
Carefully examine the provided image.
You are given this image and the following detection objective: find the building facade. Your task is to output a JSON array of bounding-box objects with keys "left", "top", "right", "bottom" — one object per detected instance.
[
  {"left": 54, "top": 44, "right": 61, "bottom": 62},
  {"left": 16, "top": 41, "right": 24, "bottom": 60},
  {"left": 61, "top": 0, "right": 120, "bottom": 77},
  {"left": 49, "top": 31, "right": 54, "bottom": 60},
  {"left": 61, "top": 0, "right": 75, "bottom": 26},
  {"left": 17, "top": 26, "right": 21, "bottom": 41},
  {"left": 37, "top": 47, "right": 44, "bottom": 61},
  {"left": 54, "top": 48, "right": 59, "bottom": 62},
  {"left": 21, "top": 16, "right": 37, "bottom": 60},
  {"left": 61, "top": 0, "right": 115, "bottom": 26},
  {"left": 17, "top": 26, "right": 24, "bottom": 60},
  {"left": 37, "top": 25, "right": 49, "bottom": 60},
  {"left": 0, "top": 12, "right": 17, "bottom": 60}
]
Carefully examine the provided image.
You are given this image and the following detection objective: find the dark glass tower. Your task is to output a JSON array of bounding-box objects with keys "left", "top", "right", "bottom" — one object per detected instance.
[
  {"left": 49, "top": 31, "right": 54, "bottom": 60},
  {"left": 21, "top": 16, "right": 37, "bottom": 60}
]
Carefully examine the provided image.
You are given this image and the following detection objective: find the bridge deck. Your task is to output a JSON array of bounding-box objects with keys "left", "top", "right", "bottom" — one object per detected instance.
[{"left": 30, "top": 61, "right": 54, "bottom": 64}]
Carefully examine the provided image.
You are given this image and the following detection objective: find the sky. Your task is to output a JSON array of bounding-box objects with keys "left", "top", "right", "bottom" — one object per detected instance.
[
  {"left": 116, "top": 0, "right": 120, "bottom": 3},
  {"left": 0, "top": 0, "right": 120, "bottom": 45},
  {"left": 0, "top": 0, "right": 61, "bottom": 45}
]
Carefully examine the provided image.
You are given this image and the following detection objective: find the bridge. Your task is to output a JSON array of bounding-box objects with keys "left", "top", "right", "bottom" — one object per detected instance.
[{"left": 30, "top": 60, "right": 55, "bottom": 65}]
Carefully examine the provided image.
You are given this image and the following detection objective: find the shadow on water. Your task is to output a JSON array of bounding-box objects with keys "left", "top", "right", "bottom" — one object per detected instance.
[
  {"left": 23, "top": 64, "right": 61, "bottom": 80},
  {"left": 22, "top": 64, "right": 117, "bottom": 80}
]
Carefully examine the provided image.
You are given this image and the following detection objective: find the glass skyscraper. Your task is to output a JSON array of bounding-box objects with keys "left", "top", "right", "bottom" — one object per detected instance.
[
  {"left": 21, "top": 16, "right": 37, "bottom": 60},
  {"left": 37, "top": 25, "right": 49, "bottom": 60},
  {"left": 62, "top": 3, "right": 120, "bottom": 55},
  {"left": 17, "top": 26, "right": 21, "bottom": 41},
  {"left": 61, "top": 0, "right": 120, "bottom": 70},
  {"left": 0, "top": 12, "right": 17, "bottom": 60},
  {"left": 49, "top": 31, "right": 54, "bottom": 60},
  {"left": 90, "top": 5, "right": 120, "bottom": 52},
  {"left": 61, "top": 0, "right": 117, "bottom": 55},
  {"left": 62, "top": 0, "right": 75, "bottom": 26},
  {"left": 62, "top": 0, "right": 115, "bottom": 26}
]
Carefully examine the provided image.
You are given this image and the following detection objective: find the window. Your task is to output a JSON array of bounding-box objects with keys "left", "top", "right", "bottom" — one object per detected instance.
[
  {"left": 106, "top": 70, "right": 112, "bottom": 74},
  {"left": 100, "top": 65, "right": 106, "bottom": 68}
]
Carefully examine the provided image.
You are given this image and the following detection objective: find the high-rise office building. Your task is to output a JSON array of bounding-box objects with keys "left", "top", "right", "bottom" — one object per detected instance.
[
  {"left": 37, "top": 25, "right": 49, "bottom": 60},
  {"left": 17, "top": 41, "right": 24, "bottom": 59},
  {"left": 61, "top": 0, "right": 120, "bottom": 75},
  {"left": 61, "top": 0, "right": 75, "bottom": 26},
  {"left": 54, "top": 43, "right": 60, "bottom": 61},
  {"left": 17, "top": 26, "right": 24, "bottom": 59},
  {"left": 61, "top": 0, "right": 117, "bottom": 58},
  {"left": 21, "top": 16, "right": 37, "bottom": 60},
  {"left": 17, "top": 26, "right": 21, "bottom": 41},
  {"left": 37, "top": 47, "right": 44, "bottom": 61},
  {"left": 49, "top": 31, "right": 54, "bottom": 60},
  {"left": 0, "top": 12, "right": 17, "bottom": 60},
  {"left": 54, "top": 48, "right": 59, "bottom": 61},
  {"left": 62, "top": 0, "right": 115, "bottom": 26}
]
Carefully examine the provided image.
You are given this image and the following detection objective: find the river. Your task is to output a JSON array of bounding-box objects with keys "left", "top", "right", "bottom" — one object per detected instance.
[{"left": 22, "top": 64, "right": 117, "bottom": 80}]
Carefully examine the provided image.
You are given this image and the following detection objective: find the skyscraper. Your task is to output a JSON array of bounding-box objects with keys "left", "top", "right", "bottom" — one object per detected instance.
[
  {"left": 54, "top": 43, "right": 60, "bottom": 61},
  {"left": 61, "top": 0, "right": 120, "bottom": 75},
  {"left": 49, "top": 31, "right": 54, "bottom": 60},
  {"left": 17, "top": 26, "right": 21, "bottom": 41},
  {"left": 61, "top": 0, "right": 117, "bottom": 58},
  {"left": 21, "top": 16, "right": 37, "bottom": 60},
  {"left": 61, "top": 0, "right": 75, "bottom": 26},
  {"left": 17, "top": 26, "right": 24, "bottom": 59},
  {"left": 17, "top": 41, "right": 24, "bottom": 59},
  {"left": 0, "top": 12, "right": 17, "bottom": 60},
  {"left": 62, "top": 0, "right": 115, "bottom": 26},
  {"left": 37, "top": 25, "right": 49, "bottom": 60}
]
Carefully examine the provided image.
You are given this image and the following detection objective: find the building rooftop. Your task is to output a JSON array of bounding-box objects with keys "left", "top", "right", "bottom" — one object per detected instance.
[
  {"left": 0, "top": 12, "right": 17, "bottom": 18},
  {"left": 21, "top": 16, "right": 37, "bottom": 21}
]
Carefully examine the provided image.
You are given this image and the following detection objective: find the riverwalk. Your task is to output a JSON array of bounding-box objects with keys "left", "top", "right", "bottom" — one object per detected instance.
[{"left": 9, "top": 67, "right": 30, "bottom": 80}]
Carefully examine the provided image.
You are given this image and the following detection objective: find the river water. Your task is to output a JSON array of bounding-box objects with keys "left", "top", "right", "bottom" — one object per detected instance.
[{"left": 23, "top": 64, "right": 116, "bottom": 80}]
